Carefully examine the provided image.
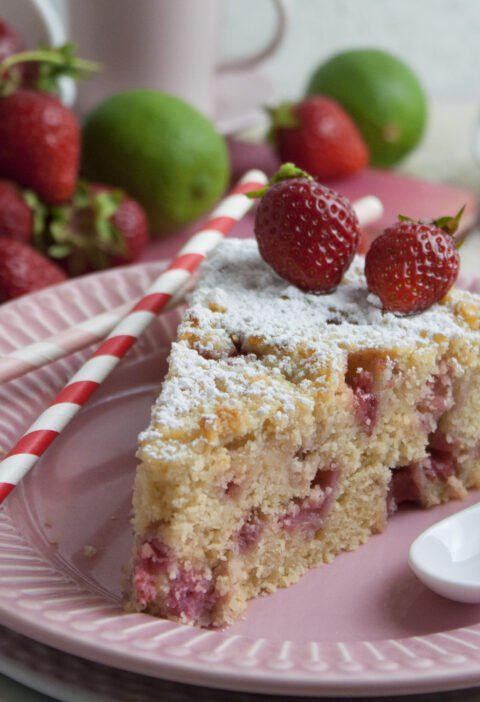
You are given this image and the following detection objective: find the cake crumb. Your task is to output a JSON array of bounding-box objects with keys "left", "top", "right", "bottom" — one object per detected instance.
[
  {"left": 454, "top": 299, "right": 480, "bottom": 330},
  {"left": 44, "top": 518, "right": 52, "bottom": 528},
  {"left": 83, "top": 545, "right": 97, "bottom": 558}
]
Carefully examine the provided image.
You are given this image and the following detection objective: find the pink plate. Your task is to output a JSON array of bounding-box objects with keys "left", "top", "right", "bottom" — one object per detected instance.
[{"left": 1, "top": 262, "right": 480, "bottom": 697}]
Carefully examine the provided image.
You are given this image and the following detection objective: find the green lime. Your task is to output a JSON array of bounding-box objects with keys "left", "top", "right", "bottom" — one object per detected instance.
[
  {"left": 306, "top": 48, "right": 427, "bottom": 167},
  {"left": 81, "top": 90, "right": 230, "bottom": 235}
]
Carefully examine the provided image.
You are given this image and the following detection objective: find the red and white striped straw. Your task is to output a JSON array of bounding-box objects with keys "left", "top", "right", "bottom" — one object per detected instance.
[
  {"left": 0, "top": 169, "right": 268, "bottom": 504},
  {"left": 0, "top": 296, "right": 182, "bottom": 385},
  {"left": 0, "top": 195, "right": 383, "bottom": 386}
]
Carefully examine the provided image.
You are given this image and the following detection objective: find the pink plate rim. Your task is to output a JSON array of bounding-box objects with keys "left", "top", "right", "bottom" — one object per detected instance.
[{"left": 0, "top": 262, "right": 480, "bottom": 697}]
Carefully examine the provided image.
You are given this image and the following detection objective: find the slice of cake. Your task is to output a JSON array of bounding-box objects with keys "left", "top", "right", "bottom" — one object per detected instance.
[{"left": 127, "top": 238, "right": 480, "bottom": 628}]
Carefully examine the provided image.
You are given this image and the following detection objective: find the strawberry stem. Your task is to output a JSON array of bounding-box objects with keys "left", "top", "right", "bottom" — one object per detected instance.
[
  {"left": 33, "top": 180, "right": 127, "bottom": 276},
  {"left": 398, "top": 205, "right": 466, "bottom": 241},
  {"left": 271, "top": 162, "right": 313, "bottom": 183},
  {"left": 266, "top": 102, "right": 299, "bottom": 147},
  {"left": 247, "top": 162, "right": 313, "bottom": 199},
  {"left": 0, "top": 43, "right": 101, "bottom": 95}
]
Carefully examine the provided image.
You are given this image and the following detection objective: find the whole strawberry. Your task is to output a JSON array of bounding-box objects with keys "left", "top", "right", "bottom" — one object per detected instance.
[
  {"left": 89, "top": 184, "right": 149, "bottom": 266},
  {"left": 35, "top": 181, "right": 149, "bottom": 276},
  {"left": 0, "top": 238, "right": 66, "bottom": 301},
  {"left": 0, "top": 90, "right": 80, "bottom": 205},
  {"left": 364, "top": 212, "right": 462, "bottom": 314},
  {"left": 0, "top": 180, "right": 33, "bottom": 243},
  {"left": 251, "top": 163, "right": 360, "bottom": 292},
  {"left": 269, "top": 97, "right": 369, "bottom": 180}
]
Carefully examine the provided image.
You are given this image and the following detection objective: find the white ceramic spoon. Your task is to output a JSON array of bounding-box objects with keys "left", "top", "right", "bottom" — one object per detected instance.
[{"left": 409, "top": 501, "right": 480, "bottom": 603}]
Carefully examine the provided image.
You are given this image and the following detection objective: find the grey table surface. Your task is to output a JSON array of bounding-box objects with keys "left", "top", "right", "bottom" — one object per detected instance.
[{"left": 1, "top": 625, "right": 480, "bottom": 702}]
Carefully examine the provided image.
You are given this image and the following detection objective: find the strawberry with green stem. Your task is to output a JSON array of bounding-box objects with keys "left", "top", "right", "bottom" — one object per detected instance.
[
  {"left": 269, "top": 96, "right": 369, "bottom": 180},
  {"left": 0, "top": 42, "right": 100, "bottom": 95},
  {"left": 364, "top": 209, "right": 463, "bottom": 314},
  {"left": 249, "top": 163, "right": 360, "bottom": 292},
  {"left": 0, "top": 44, "right": 100, "bottom": 205},
  {"left": 34, "top": 181, "right": 149, "bottom": 276}
]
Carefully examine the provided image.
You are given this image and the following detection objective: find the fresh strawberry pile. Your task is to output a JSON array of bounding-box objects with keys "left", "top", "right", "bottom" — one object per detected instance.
[
  {"left": 251, "top": 164, "right": 461, "bottom": 315},
  {"left": 0, "top": 19, "right": 149, "bottom": 302}
]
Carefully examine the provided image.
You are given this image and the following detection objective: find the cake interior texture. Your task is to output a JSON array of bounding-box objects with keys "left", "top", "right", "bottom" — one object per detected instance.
[{"left": 127, "top": 239, "right": 480, "bottom": 628}]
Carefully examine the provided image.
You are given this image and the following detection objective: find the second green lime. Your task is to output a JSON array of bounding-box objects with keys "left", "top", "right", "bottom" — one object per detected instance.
[
  {"left": 81, "top": 90, "right": 230, "bottom": 235},
  {"left": 306, "top": 48, "right": 427, "bottom": 167}
]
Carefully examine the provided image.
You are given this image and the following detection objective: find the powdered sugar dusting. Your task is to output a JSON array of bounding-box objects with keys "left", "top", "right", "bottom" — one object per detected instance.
[
  {"left": 139, "top": 340, "right": 304, "bottom": 459},
  {"left": 139, "top": 239, "right": 480, "bottom": 456}
]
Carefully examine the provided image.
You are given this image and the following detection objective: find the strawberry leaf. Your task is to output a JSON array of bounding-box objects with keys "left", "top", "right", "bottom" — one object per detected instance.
[
  {"left": 266, "top": 102, "right": 299, "bottom": 148},
  {"left": 32, "top": 180, "right": 127, "bottom": 276},
  {"left": 398, "top": 205, "right": 465, "bottom": 238},
  {"left": 272, "top": 162, "right": 313, "bottom": 183},
  {"left": 267, "top": 102, "right": 299, "bottom": 129},
  {"left": 247, "top": 162, "right": 314, "bottom": 199},
  {"left": 0, "top": 42, "right": 101, "bottom": 95},
  {"left": 434, "top": 205, "right": 465, "bottom": 236},
  {"left": 22, "top": 189, "right": 48, "bottom": 236},
  {"left": 48, "top": 243, "right": 74, "bottom": 258}
]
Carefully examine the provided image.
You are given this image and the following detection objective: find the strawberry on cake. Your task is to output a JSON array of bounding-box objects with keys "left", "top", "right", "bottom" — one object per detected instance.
[{"left": 127, "top": 166, "right": 480, "bottom": 628}]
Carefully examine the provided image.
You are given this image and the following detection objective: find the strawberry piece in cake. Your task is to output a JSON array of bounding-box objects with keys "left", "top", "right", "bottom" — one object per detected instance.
[{"left": 127, "top": 239, "right": 480, "bottom": 627}]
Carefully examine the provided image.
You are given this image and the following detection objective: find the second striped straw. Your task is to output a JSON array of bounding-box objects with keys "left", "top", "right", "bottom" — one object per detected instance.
[
  {"left": 0, "top": 169, "right": 268, "bottom": 504},
  {"left": 0, "top": 194, "right": 383, "bottom": 385}
]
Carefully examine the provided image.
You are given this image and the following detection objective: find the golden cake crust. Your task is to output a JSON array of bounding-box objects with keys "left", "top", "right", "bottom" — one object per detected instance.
[{"left": 129, "top": 240, "right": 480, "bottom": 627}]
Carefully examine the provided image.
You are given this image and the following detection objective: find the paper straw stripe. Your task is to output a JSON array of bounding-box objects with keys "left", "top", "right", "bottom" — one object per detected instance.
[
  {"left": 64, "top": 355, "right": 120, "bottom": 384},
  {"left": 0, "top": 356, "right": 38, "bottom": 379},
  {"left": 91, "top": 335, "right": 137, "bottom": 359},
  {"left": 177, "top": 230, "right": 224, "bottom": 256},
  {"left": 54, "top": 380, "right": 98, "bottom": 405},
  {"left": 231, "top": 181, "right": 263, "bottom": 195},
  {"left": 6, "top": 430, "right": 58, "bottom": 457},
  {"left": 147, "top": 268, "right": 187, "bottom": 293},
  {"left": 75, "top": 304, "right": 134, "bottom": 334},
  {"left": 0, "top": 305, "right": 135, "bottom": 384},
  {"left": 210, "top": 193, "right": 254, "bottom": 219},
  {"left": 0, "top": 483, "right": 14, "bottom": 502},
  {"left": 148, "top": 268, "right": 190, "bottom": 295},
  {"left": 167, "top": 252, "right": 206, "bottom": 272},
  {"left": 132, "top": 293, "right": 171, "bottom": 313},
  {"left": 200, "top": 216, "right": 235, "bottom": 234},
  {"left": 0, "top": 170, "right": 268, "bottom": 501},
  {"left": 9, "top": 340, "right": 77, "bottom": 364},
  {"left": 0, "top": 455, "right": 39, "bottom": 483},
  {"left": 24, "top": 402, "right": 80, "bottom": 434},
  {"left": 104, "top": 310, "right": 155, "bottom": 338}
]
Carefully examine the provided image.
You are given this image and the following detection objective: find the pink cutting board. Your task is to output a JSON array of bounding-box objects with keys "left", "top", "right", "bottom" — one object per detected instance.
[{"left": 141, "top": 140, "right": 478, "bottom": 262}]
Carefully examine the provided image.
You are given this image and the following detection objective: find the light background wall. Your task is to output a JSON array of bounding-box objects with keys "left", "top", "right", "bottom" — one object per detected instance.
[
  {"left": 45, "top": 0, "right": 480, "bottom": 190},
  {"left": 220, "top": 0, "right": 477, "bottom": 102},
  {"left": 52, "top": 0, "right": 478, "bottom": 103}
]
